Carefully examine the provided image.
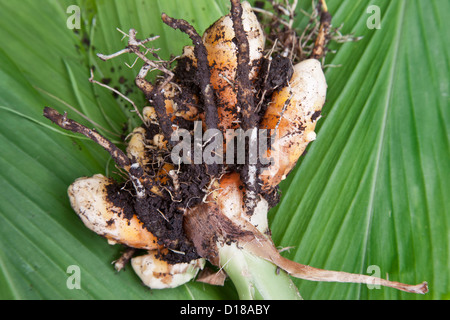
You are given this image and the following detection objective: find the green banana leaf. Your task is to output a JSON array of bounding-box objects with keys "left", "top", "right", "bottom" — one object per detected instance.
[{"left": 0, "top": 0, "right": 448, "bottom": 300}]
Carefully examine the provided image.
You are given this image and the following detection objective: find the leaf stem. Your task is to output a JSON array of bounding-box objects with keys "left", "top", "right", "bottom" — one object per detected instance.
[{"left": 218, "top": 243, "right": 302, "bottom": 300}]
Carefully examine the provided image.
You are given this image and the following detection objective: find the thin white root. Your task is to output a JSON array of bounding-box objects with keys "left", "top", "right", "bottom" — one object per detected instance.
[
  {"left": 89, "top": 69, "right": 146, "bottom": 125},
  {"left": 96, "top": 28, "right": 173, "bottom": 79}
]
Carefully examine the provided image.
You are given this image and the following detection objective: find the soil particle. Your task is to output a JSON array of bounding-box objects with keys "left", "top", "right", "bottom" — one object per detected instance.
[
  {"left": 311, "top": 110, "right": 322, "bottom": 122},
  {"left": 101, "top": 78, "right": 112, "bottom": 85}
]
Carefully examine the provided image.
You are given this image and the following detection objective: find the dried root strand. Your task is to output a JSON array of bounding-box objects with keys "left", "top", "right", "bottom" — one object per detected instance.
[
  {"left": 113, "top": 247, "right": 137, "bottom": 272},
  {"left": 245, "top": 234, "right": 429, "bottom": 295},
  {"left": 43, "top": 107, "right": 156, "bottom": 201},
  {"left": 161, "top": 13, "right": 219, "bottom": 134},
  {"left": 230, "top": 0, "right": 261, "bottom": 213},
  {"left": 161, "top": 12, "right": 220, "bottom": 177},
  {"left": 43, "top": 107, "right": 131, "bottom": 172},
  {"left": 230, "top": 0, "right": 257, "bottom": 130},
  {"left": 89, "top": 69, "right": 146, "bottom": 127},
  {"left": 150, "top": 88, "right": 176, "bottom": 145},
  {"left": 97, "top": 29, "right": 174, "bottom": 80},
  {"left": 310, "top": 0, "right": 332, "bottom": 60}
]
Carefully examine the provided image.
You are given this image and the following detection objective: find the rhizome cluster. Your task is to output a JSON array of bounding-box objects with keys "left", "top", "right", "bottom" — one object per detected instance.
[{"left": 101, "top": 1, "right": 298, "bottom": 263}]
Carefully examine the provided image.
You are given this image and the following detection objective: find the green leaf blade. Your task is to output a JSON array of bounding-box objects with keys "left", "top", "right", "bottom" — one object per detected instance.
[
  {"left": 0, "top": 0, "right": 447, "bottom": 300},
  {"left": 271, "top": 0, "right": 449, "bottom": 300}
]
